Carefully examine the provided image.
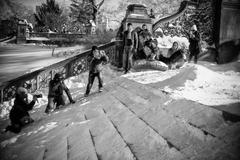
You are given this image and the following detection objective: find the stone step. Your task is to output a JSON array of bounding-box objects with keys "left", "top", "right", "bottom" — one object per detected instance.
[
  {"left": 44, "top": 136, "right": 68, "bottom": 160},
  {"left": 67, "top": 126, "right": 98, "bottom": 160},
  {"left": 99, "top": 93, "right": 187, "bottom": 160},
  {"left": 115, "top": 77, "right": 231, "bottom": 136},
  {"left": 110, "top": 77, "right": 239, "bottom": 159},
  {"left": 107, "top": 85, "right": 210, "bottom": 156},
  {"left": 88, "top": 113, "right": 136, "bottom": 160}
]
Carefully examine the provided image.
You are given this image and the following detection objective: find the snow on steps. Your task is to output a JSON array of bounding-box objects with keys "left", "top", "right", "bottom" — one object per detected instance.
[{"left": 1, "top": 75, "right": 240, "bottom": 160}]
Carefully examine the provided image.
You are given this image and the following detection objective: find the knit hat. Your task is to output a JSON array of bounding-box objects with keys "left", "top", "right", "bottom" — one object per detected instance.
[{"left": 16, "top": 87, "right": 28, "bottom": 96}]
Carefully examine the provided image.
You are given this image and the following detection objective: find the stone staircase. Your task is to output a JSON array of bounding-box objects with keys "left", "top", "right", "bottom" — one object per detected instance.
[{"left": 0, "top": 74, "right": 239, "bottom": 160}]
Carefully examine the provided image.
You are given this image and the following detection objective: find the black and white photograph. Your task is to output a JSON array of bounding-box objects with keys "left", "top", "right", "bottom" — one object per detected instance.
[{"left": 0, "top": 0, "right": 240, "bottom": 159}]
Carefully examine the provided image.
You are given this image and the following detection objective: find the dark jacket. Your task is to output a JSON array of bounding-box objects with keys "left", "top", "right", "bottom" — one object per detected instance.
[
  {"left": 9, "top": 95, "right": 36, "bottom": 125},
  {"left": 88, "top": 52, "right": 109, "bottom": 73},
  {"left": 188, "top": 31, "right": 201, "bottom": 54},
  {"left": 123, "top": 30, "right": 138, "bottom": 49},
  {"left": 48, "top": 80, "right": 68, "bottom": 98}
]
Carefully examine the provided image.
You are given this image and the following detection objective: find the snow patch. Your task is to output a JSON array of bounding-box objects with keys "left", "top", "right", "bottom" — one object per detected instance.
[
  {"left": 64, "top": 76, "right": 85, "bottom": 89},
  {"left": 42, "top": 122, "right": 58, "bottom": 133},
  {"left": 157, "top": 35, "right": 189, "bottom": 50},
  {"left": 69, "top": 120, "right": 91, "bottom": 126},
  {"left": 1, "top": 135, "right": 21, "bottom": 148},
  {"left": 80, "top": 101, "right": 90, "bottom": 106},
  {"left": 165, "top": 65, "right": 240, "bottom": 106},
  {"left": 26, "top": 122, "right": 58, "bottom": 136},
  {"left": 122, "top": 70, "right": 180, "bottom": 84}
]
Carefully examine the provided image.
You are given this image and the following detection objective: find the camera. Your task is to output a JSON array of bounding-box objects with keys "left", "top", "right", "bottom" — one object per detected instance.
[{"left": 34, "top": 94, "right": 43, "bottom": 98}]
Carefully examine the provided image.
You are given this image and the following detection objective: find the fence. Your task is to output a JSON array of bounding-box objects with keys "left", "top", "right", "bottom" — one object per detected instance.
[
  {"left": 0, "top": 40, "right": 123, "bottom": 103},
  {"left": 29, "top": 32, "right": 85, "bottom": 39}
]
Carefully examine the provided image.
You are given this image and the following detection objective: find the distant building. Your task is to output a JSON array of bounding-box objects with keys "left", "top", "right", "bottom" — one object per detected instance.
[{"left": 97, "top": 14, "right": 109, "bottom": 32}]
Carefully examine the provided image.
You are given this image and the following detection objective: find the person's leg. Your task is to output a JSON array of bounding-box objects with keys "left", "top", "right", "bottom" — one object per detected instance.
[
  {"left": 45, "top": 97, "right": 55, "bottom": 113},
  {"left": 96, "top": 72, "right": 103, "bottom": 92},
  {"left": 122, "top": 47, "right": 127, "bottom": 71},
  {"left": 128, "top": 49, "right": 133, "bottom": 71},
  {"left": 194, "top": 51, "right": 199, "bottom": 64},
  {"left": 188, "top": 52, "right": 194, "bottom": 63},
  {"left": 6, "top": 123, "right": 21, "bottom": 133},
  {"left": 125, "top": 47, "right": 130, "bottom": 73},
  {"left": 20, "top": 115, "right": 34, "bottom": 126},
  {"left": 85, "top": 72, "right": 95, "bottom": 96},
  {"left": 56, "top": 95, "right": 66, "bottom": 109}
]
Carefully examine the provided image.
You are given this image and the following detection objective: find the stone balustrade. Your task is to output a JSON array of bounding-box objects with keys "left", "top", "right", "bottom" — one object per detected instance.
[{"left": 0, "top": 40, "right": 123, "bottom": 103}]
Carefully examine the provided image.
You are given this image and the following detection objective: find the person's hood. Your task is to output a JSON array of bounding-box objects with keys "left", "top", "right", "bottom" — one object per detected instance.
[{"left": 191, "top": 25, "right": 197, "bottom": 31}]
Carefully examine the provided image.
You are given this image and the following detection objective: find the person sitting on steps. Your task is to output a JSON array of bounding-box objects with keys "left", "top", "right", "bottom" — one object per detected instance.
[
  {"left": 45, "top": 73, "right": 75, "bottom": 114},
  {"left": 158, "top": 41, "right": 186, "bottom": 69},
  {"left": 84, "top": 46, "right": 109, "bottom": 97}
]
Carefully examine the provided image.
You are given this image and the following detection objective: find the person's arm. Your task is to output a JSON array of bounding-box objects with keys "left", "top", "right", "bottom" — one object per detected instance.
[
  {"left": 101, "top": 51, "right": 109, "bottom": 63},
  {"left": 25, "top": 97, "right": 37, "bottom": 111},
  {"left": 87, "top": 52, "right": 94, "bottom": 63},
  {"left": 62, "top": 81, "right": 75, "bottom": 103},
  {"left": 122, "top": 31, "right": 126, "bottom": 47},
  {"left": 134, "top": 32, "right": 138, "bottom": 51}
]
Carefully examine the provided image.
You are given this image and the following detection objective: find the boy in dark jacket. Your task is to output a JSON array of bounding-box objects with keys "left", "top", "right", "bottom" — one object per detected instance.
[
  {"left": 187, "top": 24, "right": 201, "bottom": 64},
  {"left": 45, "top": 73, "right": 75, "bottom": 113},
  {"left": 6, "top": 87, "right": 38, "bottom": 133},
  {"left": 85, "top": 46, "right": 109, "bottom": 97}
]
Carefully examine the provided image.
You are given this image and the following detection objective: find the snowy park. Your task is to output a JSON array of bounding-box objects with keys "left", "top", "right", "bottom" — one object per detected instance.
[{"left": 0, "top": 0, "right": 240, "bottom": 160}]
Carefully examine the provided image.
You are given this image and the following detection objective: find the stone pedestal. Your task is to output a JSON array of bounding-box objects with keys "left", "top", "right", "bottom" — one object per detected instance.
[
  {"left": 219, "top": 0, "right": 240, "bottom": 44},
  {"left": 17, "top": 21, "right": 27, "bottom": 44},
  {"left": 122, "top": 4, "right": 153, "bottom": 33}
]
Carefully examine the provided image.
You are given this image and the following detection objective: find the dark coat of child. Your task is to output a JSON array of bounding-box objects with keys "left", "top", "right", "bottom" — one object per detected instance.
[
  {"left": 85, "top": 46, "right": 109, "bottom": 96},
  {"left": 45, "top": 73, "right": 75, "bottom": 113},
  {"left": 6, "top": 87, "right": 37, "bottom": 133}
]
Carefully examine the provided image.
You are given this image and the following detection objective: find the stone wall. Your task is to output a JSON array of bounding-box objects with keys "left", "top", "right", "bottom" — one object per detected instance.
[{"left": 219, "top": 0, "right": 240, "bottom": 44}]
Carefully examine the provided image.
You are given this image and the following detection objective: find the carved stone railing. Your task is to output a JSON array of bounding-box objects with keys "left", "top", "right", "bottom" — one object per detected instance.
[
  {"left": 152, "top": 0, "right": 218, "bottom": 45},
  {"left": 152, "top": 1, "right": 198, "bottom": 32},
  {"left": 0, "top": 40, "right": 122, "bottom": 103},
  {"left": 29, "top": 32, "right": 85, "bottom": 39}
]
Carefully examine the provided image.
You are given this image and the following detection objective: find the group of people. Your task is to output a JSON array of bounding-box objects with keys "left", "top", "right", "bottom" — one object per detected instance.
[
  {"left": 5, "top": 23, "right": 201, "bottom": 134},
  {"left": 122, "top": 22, "right": 201, "bottom": 71},
  {"left": 6, "top": 46, "right": 109, "bottom": 133}
]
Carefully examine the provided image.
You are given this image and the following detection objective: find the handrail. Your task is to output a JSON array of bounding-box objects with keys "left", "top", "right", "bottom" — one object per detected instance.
[
  {"left": 0, "top": 40, "right": 123, "bottom": 103},
  {"left": 152, "top": 1, "right": 198, "bottom": 32}
]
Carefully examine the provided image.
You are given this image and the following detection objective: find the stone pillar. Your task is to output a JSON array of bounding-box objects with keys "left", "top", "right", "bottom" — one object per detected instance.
[
  {"left": 16, "top": 21, "right": 27, "bottom": 44},
  {"left": 219, "top": 0, "right": 240, "bottom": 44}
]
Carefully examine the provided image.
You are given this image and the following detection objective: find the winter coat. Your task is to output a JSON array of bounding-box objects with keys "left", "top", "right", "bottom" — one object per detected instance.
[
  {"left": 9, "top": 95, "right": 36, "bottom": 125},
  {"left": 88, "top": 51, "right": 109, "bottom": 73},
  {"left": 48, "top": 80, "right": 68, "bottom": 98},
  {"left": 188, "top": 31, "right": 201, "bottom": 54},
  {"left": 123, "top": 30, "right": 138, "bottom": 49}
]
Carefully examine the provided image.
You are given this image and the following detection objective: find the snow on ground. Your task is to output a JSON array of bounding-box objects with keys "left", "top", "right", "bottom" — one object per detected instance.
[
  {"left": 122, "top": 64, "right": 240, "bottom": 106},
  {"left": 164, "top": 64, "right": 240, "bottom": 106},
  {"left": 26, "top": 122, "right": 58, "bottom": 136},
  {"left": 157, "top": 35, "right": 189, "bottom": 49},
  {"left": 64, "top": 76, "right": 85, "bottom": 89},
  {"left": 0, "top": 134, "right": 22, "bottom": 148},
  {"left": 122, "top": 69, "right": 180, "bottom": 84}
]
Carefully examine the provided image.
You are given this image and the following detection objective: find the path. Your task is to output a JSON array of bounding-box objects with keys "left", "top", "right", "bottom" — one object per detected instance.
[
  {"left": 0, "top": 65, "right": 239, "bottom": 160},
  {"left": 0, "top": 44, "right": 86, "bottom": 84}
]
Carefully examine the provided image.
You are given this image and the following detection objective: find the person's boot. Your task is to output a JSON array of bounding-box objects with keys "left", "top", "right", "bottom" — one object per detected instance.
[{"left": 99, "top": 87, "right": 103, "bottom": 92}]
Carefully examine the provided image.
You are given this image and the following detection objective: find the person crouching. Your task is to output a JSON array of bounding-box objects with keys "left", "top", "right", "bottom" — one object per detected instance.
[
  {"left": 6, "top": 87, "right": 38, "bottom": 133},
  {"left": 45, "top": 73, "right": 75, "bottom": 114},
  {"left": 84, "top": 46, "right": 109, "bottom": 97}
]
